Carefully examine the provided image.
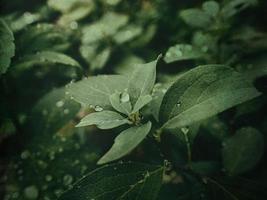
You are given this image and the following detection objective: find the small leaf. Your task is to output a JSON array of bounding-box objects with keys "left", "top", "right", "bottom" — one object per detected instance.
[
  {"left": 222, "top": 0, "right": 258, "bottom": 19},
  {"left": 160, "top": 65, "right": 261, "bottom": 129},
  {"left": 58, "top": 162, "right": 163, "bottom": 200},
  {"left": 109, "top": 91, "right": 132, "bottom": 115},
  {"left": 222, "top": 127, "right": 264, "bottom": 175},
  {"left": 164, "top": 44, "right": 204, "bottom": 63},
  {"left": 0, "top": 19, "right": 15, "bottom": 74},
  {"left": 132, "top": 95, "right": 152, "bottom": 113},
  {"left": 113, "top": 24, "right": 143, "bottom": 44},
  {"left": 68, "top": 75, "right": 128, "bottom": 109},
  {"left": 76, "top": 110, "right": 129, "bottom": 129},
  {"left": 15, "top": 51, "right": 81, "bottom": 70},
  {"left": 180, "top": 9, "right": 212, "bottom": 28},
  {"left": 98, "top": 121, "right": 152, "bottom": 164},
  {"left": 202, "top": 1, "right": 220, "bottom": 17},
  {"left": 128, "top": 57, "right": 159, "bottom": 104},
  {"left": 82, "top": 12, "right": 128, "bottom": 44}
]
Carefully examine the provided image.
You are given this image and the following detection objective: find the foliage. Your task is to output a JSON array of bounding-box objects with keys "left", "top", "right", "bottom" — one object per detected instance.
[{"left": 1, "top": 0, "right": 267, "bottom": 200}]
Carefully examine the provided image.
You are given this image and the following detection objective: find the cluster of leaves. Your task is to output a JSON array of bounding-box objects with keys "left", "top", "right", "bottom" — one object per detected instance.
[{"left": 1, "top": 0, "right": 267, "bottom": 199}]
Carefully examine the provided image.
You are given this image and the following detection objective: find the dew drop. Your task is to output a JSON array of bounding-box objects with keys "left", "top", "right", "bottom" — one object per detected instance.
[
  {"left": 70, "top": 21, "right": 78, "bottom": 30},
  {"left": 45, "top": 175, "right": 53, "bottom": 182},
  {"left": 24, "top": 185, "right": 39, "bottom": 199},
  {"left": 63, "top": 109, "right": 69, "bottom": 114},
  {"left": 176, "top": 102, "right": 181, "bottom": 107},
  {"left": 94, "top": 105, "right": 103, "bottom": 112},
  {"left": 120, "top": 92, "right": 130, "bottom": 103},
  {"left": 56, "top": 100, "right": 64, "bottom": 108},
  {"left": 63, "top": 174, "right": 73, "bottom": 186},
  {"left": 21, "top": 150, "right": 30, "bottom": 159}
]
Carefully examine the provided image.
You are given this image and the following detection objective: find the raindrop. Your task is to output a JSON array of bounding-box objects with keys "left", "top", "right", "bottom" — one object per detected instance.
[
  {"left": 70, "top": 21, "right": 78, "bottom": 30},
  {"left": 56, "top": 100, "right": 64, "bottom": 108},
  {"left": 21, "top": 150, "right": 30, "bottom": 159},
  {"left": 63, "top": 109, "right": 69, "bottom": 114},
  {"left": 94, "top": 105, "right": 103, "bottom": 112},
  {"left": 176, "top": 102, "right": 181, "bottom": 107},
  {"left": 42, "top": 109, "right": 48, "bottom": 116},
  {"left": 24, "top": 185, "right": 39, "bottom": 199},
  {"left": 45, "top": 175, "right": 53, "bottom": 182},
  {"left": 120, "top": 92, "right": 130, "bottom": 103},
  {"left": 63, "top": 174, "right": 73, "bottom": 186}
]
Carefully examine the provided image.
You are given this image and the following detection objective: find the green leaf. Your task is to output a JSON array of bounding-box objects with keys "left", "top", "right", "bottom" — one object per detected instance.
[
  {"left": 164, "top": 44, "right": 204, "bottom": 63},
  {"left": 67, "top": 75, "right": 128, "bottom": 109},
  {"left": 58, "top": 162, "right": 163, "bottom": 200},
  {"left": 113, "top": 24, "right": 143, "bottom": 44},
  {"left": 132, "top": 95, "right": 152, "bottom": 113},
  {"left": 28, "top": 87, "right": 80, "bottom": 135},
  {"left": 180, "top": 9, "right": 212, "bottom": 28},
  {"left": 82, "top": 12, "right": 128, "bottom": 44},
  {"left": 128, "top": 58, "right": 159, "bottom": 104},
  {"left": 98, "top": 121, "right": 152, "bottom": 164},
  {"left": 202, "top": 1, "right": 220, "bottom": 17},
  {"left": 0, "top": 19, "right": 15, "bottom": 74},
  {"left": 222, "top": 0, "right": 258, "bottom": 19},
  {"left": 191, "top": 161, "right": 221, "bottom": 175},
  {"left": 222, "top": 127, "right": 264, "bottom": 175},
  {"left": 109, "top": 91, "right": 132, "bottom": 115},
  {"left": 14, "top": 51, "right": 81, "bottom": 70},
  {"left": 76, "top": 110, "right": 129, "bottom": 129},
  {"left": 160, "top": 65, "right": 261, "bottom": 129}
]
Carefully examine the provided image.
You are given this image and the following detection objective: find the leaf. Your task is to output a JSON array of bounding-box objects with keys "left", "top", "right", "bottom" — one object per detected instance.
[
  {"left": 160, "top": 65, "right": 261, "bottom": 129},
  {"left": 67, "top": 75, "right": 128, "bottom": 109},
  {"left": 76, "top": 110, "right": 129, "bottom": 129},
  {"left": 128, "top": 57, "right": 159, "bottom": 104},
  {"left": 191, "top": 161, "right": 221, "bottom": 175},
  {"left": 202, "top": 1, "right": 220, "bottom": 17},
  {"left": 180, "top": 9, "right": 212, "bottom": 28},
  {"left": 80, "top": 45, "right": 111, "bottom": 71},
  {"left": 221, "top": 0, "right": 258, "bottom": 19},
  {"left": 109, "top": 91, "right": 132, "bottom": 115},
  {"left": 58, "top": 162, "right": 163, "bottom": 200},
  {"left": 27, "top": 87, "right": 80, "bottom": 135},
  {"left": 222, "top": 127, "right": 264, "bottom": 175},
  {"left": 98, "top": 121, "right": 152, "bottom": 164},
  {"left": 164, "top": 44, "right": 205, "bottom": 63},
  {"left": 14, "top": 51, "right": 81, "bottom": 70},
  {"left": 113, "top": 24, "right": 143, "bottom": 44},
  {"left": 0, "top": 19, "right": 15, "bottom": 74},
  {"left": 132, "top": 95, "right": 152, "bottom": 113},
  {"left": 82, "top": 12, "right": 128, "bottom": 44}
]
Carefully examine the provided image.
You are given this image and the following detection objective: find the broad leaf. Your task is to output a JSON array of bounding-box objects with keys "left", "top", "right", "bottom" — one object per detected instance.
[
  {"left": 67, "top": 75, "right": 128, "bottom": 109},
  {"left": 82, "top": 12, "right": 128, "bottom": 44},
  {"left": 98, "top": 121, "right": 152, "bottom": 164},
  {"left": 164, "top": 44, "right": 204, "bottom": 63},
  {"left": 14, "top": 51, "right": 81, "bottom": 70},
  {"left": 160, "top": 65, "right": 261, "bottom": 129},
  {"left": 0, "top": 19, "right": 15, "bottom": 74},
  {"left": 222, "top": 0, "right": 258, "bottom": 19},
  {"left": 76, "top": 110, "right": 129, "bottom": 129},
  {"left": 180, "top": 9, "right": 212, "bottom": 28},
  {"left": 128, "top": 58, "right": 159, "bottom": 104},
  {"left": 222, "top": 127, "right": 264, "bottom": 175},
  {"left": 28, "top": 87, "right": 80, "bottom": 135},
  {"left": 202, "top": 1, "right": 220, "bottom": 17},
  {"left": 132, "top": 95, "right": 152, "bottom": 113},
  {"left": 109, "top": 91, "right": 132, "bottom": 115},
  {"left": 113, "top": 24, "right": 143, "bottom": 44},
  {"left": 58, "top": 162, "right": 163, "bottom": 200}
]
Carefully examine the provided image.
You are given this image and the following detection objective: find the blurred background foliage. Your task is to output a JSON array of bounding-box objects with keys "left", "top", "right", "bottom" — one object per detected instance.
[{"left": 0, "top": 0, "right": 267, "bottom": 199}]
